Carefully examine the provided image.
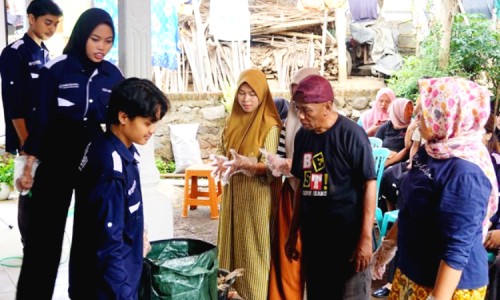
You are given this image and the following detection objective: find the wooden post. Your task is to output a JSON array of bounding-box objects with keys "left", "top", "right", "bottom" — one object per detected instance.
[{"left": 335, "top": 4, "right": 347, "bottom": 82}]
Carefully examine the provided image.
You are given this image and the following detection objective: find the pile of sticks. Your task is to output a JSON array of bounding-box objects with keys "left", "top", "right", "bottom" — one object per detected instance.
[{"left": 156, "top": 0, "right": 339, "bottom": 93}]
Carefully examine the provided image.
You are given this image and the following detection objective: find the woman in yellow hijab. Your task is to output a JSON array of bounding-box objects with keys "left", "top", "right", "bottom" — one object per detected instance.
[{"left": 217, "top": 69, "right": 282, "bottom": 300}]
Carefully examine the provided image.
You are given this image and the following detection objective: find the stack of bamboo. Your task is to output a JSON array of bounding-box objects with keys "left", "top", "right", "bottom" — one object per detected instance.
[{"left": 157, "top": 0, "right": 339, "bottom": 93}]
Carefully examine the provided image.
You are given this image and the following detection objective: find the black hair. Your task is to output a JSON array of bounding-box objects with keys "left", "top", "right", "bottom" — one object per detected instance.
[
  {"left": 273, "top": 97, "right": 289, "bottom": 122},
  {"left": 26, "top": 0, "right": 63, "bottom": 18},
  {"left": 106, "top": 78, "right": 170, "bottom": 128},
  {"left": 63, "top": 8, "right": 114, "bottom": 65}
]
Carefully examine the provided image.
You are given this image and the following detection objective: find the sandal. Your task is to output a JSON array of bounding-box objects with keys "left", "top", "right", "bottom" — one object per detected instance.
[{"left": 372, "top": 286, "right": 391, "bottom": 298}]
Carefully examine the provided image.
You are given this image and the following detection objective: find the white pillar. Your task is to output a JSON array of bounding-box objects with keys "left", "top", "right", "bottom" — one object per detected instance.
[{"left": 118, "top": 0, "right": 173, "bottom": 241}]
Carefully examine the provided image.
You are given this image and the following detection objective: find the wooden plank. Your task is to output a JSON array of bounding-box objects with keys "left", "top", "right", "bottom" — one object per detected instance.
[
  {"left": 160, "top": 173, "right": 185, "bottom": 179},
  {"left": 271, "top": 31, "right": 336, "bottom": 45},
  {"left": 251, "top": 16, "right": 335, "bottom": 35}
]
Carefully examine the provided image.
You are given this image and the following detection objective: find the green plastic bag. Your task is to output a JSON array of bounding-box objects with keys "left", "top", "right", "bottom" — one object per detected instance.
[{"left": 140, "top": 238, "right": 218, "bottom": 300}]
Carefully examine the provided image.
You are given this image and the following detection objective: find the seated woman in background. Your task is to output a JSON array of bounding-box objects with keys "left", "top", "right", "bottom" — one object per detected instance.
[
  {"left": 359, "top": 87, "right": 396, "bottom": 136},
  {"left": 371, "top": 97, "right": 413, "bottom": 298},
  {"left": 375, "top": 97, "right": 413, "bottom": 167}
]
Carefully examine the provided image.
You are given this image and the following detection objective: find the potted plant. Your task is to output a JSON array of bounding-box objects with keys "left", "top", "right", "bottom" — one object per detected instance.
[{"left": 0, "top": 156, "right": 14, "bottom": 200}]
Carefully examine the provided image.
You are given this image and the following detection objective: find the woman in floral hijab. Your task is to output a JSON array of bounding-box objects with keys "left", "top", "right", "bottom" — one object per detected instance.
[{"left": 387, "top": 77, "right": 497, "bottom": 299}]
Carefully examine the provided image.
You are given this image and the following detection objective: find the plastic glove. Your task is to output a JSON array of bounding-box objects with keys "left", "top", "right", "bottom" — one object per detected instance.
[
  {"left": 210, "top": 154, "right": 228, "bottom": 182},
  {"left": 221, "top": 149, "right": 258, "bottom": 183},
  {"left": 15, "top": 155, "right": 39, "bottom": 195},
  {"left": 260, "top": 148, "right": 291, "bottom": 177},
  {"left": 143, "top": 227, "right": 152, "bottom": 257},
  {"left": 371, "top": 237, "right": 397, "bottom": 280}
]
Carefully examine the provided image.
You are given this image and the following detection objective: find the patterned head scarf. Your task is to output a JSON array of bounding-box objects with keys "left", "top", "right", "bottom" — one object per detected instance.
[
  {"left": 223, "top": 69, "right": 281, "bottom": 158},
  {"left": 419, "top": 77, "right": 497, "bottom": 238},
  {"left": 285, "top": 67, "right": 320, "bottom": 158},
  {"left": 360, "top": 87, "right": 396, "bottom": 130},
  {"left": 388, "top": 98, "right": 413, "bottom": 129}
]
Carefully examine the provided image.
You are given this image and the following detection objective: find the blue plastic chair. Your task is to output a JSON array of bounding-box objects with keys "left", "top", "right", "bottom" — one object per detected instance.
[
  {"left": 369, "top": 137, "right": 383, "bottom": 148},
  {"left": 379, "top": 209, "right": 399, "bottom": 245},
  {"left": 372, "top": 148, "right": 390, "bottom": 238},
  {"left": 488, "top": 251, "right": 496, "bottom": 264}
]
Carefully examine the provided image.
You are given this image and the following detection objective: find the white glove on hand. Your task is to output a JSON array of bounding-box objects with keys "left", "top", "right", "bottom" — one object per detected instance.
[
  {"left": 260, "top": 148, "right": 291, "bottom": 177},
  {"left": 221, "top": 149, "right": 258, "bottom": 183},
  {"left": 210, "top": 154, "right": 228, "bottom": 183},
  {"left": 371, "top": 237, "right": 397, "bottom": 280},
  {"left": 143, "top": 227, "right": 152, "bottom": 257}
]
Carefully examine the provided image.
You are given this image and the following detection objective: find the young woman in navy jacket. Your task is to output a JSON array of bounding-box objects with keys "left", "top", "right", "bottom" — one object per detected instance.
[{"left": 16, "top": 8, "right": 125, "bottom": 299}]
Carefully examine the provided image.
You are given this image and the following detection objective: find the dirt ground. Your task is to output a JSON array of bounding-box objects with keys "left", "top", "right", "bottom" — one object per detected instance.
[
  {"left": 167, "top": 179, "right": 219, "bottom": 245},
  {"left": 165, "top": 179, "right": 387, "bottom": 299}
]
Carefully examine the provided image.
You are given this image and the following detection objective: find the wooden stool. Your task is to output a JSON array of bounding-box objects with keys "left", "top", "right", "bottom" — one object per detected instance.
[{"left": 183, "top": 164, "right": 222, "bottom": 219}]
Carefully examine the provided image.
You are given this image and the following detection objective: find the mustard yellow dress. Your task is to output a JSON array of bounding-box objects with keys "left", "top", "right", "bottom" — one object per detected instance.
[{"left": 218, "top": 126, "right": 280, "bottom": 300}]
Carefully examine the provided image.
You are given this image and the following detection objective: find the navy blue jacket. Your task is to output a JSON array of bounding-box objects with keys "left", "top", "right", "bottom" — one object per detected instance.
[
  {"left": 70, "top": 132, "right": 143, "bottom": 300},
  {"left": 23, "top": 54, "right": 124, "bottom": 162},
  {"left": 0, "top": 33, "right": 49, "bottom": 153},
  {"left": 397, "top": 147, "right": 491, "bottom": 289}
]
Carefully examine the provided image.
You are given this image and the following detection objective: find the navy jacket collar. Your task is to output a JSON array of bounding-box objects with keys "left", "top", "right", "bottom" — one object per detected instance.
[{"left": 106, "top": 131, "right": 139, "bottom": 164}]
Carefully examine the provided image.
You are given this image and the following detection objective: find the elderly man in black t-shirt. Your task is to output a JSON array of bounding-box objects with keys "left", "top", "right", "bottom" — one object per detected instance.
[{"left": 284, "top": 74, "right": 377, "bottom": 300}]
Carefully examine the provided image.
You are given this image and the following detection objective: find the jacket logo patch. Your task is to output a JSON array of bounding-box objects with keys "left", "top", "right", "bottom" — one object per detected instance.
[
  {"left": 28, "top": 60, "right": 42, "bottom": 66},
  {"left": 59, "top": 83, "right": 79, "bottom": 89},
  {"left": 57, "top": 98, "right": 75, "bottom": 107},
  {"left": 128, "top": 180, "right": 136, "bottom": 196}
]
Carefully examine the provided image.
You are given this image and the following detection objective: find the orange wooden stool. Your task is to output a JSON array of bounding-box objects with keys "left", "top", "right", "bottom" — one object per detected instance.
[{"left": 183, "top": 164, "right": 222, "bottom": 219}]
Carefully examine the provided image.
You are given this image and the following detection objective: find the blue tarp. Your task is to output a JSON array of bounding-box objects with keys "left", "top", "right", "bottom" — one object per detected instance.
[
  {"left": 93, "top": 0, "right": 119, "bottom": 65},
  {"left": 151, "top": 0, "right": 180, "bottom": 69},
  {"left": 462, "top": 0, "right": 495, "bottom": 19}
]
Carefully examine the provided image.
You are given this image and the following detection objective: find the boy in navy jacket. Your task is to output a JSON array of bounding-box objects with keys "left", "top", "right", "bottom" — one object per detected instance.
[
  {"left": 69, "top": 78, "right": 170, "bottom": 299},
  {"left": 0, "top": 0, "right": 62, "bottom": 247}
]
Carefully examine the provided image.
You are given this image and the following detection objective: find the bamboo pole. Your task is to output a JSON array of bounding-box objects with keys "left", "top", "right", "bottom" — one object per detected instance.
[{"left": 320, "top": 9, "right": 328, "bottom": 76}]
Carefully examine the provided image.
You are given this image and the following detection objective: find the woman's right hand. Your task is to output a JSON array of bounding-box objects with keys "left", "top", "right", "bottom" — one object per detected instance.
[
  {"left": 484, "top": 230, "right": 500, "bottom": 250},
  {"left": 210, "top": 155, "right": 228, "bottom": 182},
  {"left": 367, "top": 125, "right": 380, "bottom": 136},
  {"left": 371, "top": 237, "right": 397, "bottom": 280}
]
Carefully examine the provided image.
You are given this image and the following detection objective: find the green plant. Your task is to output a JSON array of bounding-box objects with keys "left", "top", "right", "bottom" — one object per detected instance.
[
  {"left": 155, "top": 158, "right": 176, "bottom": 174},
  {"left": 0, "top": 156, "right": 14, "bottom": 188},
  {"left": 449, "top": 14, "right": 499, "bottom": 96},
  {"left": 388, "top": 13, "right": 499, "bottom": 103}
]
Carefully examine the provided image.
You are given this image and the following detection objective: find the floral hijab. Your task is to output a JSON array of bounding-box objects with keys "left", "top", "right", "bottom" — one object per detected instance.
[
  {"left": 223, "top": 69, "right": 281, "bottom": 158},
  {"left": 360, "top": 87, "right": 395, "bottom": 130},
  {"left": 419, "top": 77, "right": 497, "bottom": 238}
]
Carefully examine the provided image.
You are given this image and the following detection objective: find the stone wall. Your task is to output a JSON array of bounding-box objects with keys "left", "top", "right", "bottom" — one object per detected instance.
[{"left": 154, "top": 77, "right": 387, "bottom": 163}]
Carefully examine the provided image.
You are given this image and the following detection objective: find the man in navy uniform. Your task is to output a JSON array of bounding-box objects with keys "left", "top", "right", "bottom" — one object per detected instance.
[{"left": 0, "top": 0, "right": 62, "bottom": 246}]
